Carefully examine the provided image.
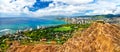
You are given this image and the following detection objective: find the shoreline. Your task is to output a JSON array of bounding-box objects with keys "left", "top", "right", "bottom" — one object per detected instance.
[
  {"left": 0, "top": 18, "right": 68, "bottom": 36},
  {"left": 0, "top": 24, "right": 67, "bottom": 36}
]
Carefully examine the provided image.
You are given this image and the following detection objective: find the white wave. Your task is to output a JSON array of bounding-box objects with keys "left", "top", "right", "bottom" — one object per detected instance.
[{"left": 0, "top": 29, "right": 11, "bottom": 32}]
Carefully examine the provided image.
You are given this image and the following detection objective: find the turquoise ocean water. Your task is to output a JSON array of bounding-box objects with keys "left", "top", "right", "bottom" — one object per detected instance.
[{"left": 0, "top": 17, "right": 67, "bottom": 35}]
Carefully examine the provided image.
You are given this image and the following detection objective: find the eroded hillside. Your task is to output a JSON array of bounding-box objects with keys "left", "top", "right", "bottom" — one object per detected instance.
[{"left": 57, "top": 21, "right": 120, "bottom": 52}]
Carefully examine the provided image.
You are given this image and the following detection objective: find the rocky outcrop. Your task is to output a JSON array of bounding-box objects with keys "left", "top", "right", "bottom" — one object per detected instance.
[
  {"left": 7, "top": 44, "right": 59, "bottom": 52},
  {"left": 57, "top": 22, "right": 120, "bottom": 52}
]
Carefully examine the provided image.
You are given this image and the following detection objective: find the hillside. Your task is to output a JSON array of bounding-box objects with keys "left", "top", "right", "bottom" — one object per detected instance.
[
  {"left": 7, "top": 21, "right": 120, "bottom": 52},
  {"left": 57, "top": 21, "right": 120, "bottom": 52}
]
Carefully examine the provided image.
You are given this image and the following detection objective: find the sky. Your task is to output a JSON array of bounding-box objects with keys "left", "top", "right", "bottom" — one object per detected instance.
[{"left": 0, "top": 0, "right": 120, "bottom": 17}]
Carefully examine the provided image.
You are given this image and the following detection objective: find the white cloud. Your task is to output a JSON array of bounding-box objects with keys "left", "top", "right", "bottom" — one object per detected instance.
[
  {"left": 114, "top": 7, "right": 120, "bottom": 14},
  {"left": 0, "top": 0, "right": 35, "bottom": 16},
  {"left": 0, "top": 0, "right": 120, "bottom": 17},
  {"left": 30, "top": 0, "right": 120, "bottom": 17},
  {"left": 53, "top": 0, "right": 93, "bottom": 5},
  {"left": 41, "top": 0, "right": 93, "bottom": 4}
]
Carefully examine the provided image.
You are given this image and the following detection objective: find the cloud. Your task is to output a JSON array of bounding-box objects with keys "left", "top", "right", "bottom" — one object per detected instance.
[
  {"left": 0, "top": 0, "right": 120, "bottom": 17},
  {"left": 53, "top": 0, "right": 94, "bottom": 5},
  {"left": 41, "top": 0, "right": 93, "bottom": 4},
  {"left": 0, "top": 0, "right": 35, "bottom": 17}
]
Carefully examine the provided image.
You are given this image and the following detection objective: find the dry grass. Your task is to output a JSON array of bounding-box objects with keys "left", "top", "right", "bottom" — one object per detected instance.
[{"left": 57, "top": 22, "right": 120, "bottom": 52}]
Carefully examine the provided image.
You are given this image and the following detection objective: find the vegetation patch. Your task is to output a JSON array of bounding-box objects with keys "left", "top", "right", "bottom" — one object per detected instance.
[
  {"left": 54, "top": 26, "right": 72, "bottom": 31},
  {"left": 0, "top": 23, "right": 91, "bottom": 52}
]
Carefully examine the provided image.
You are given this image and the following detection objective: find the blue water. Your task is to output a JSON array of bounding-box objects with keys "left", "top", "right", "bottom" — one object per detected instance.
[{"left": 0, "top": 17, "right": 67, "bottom": 35}]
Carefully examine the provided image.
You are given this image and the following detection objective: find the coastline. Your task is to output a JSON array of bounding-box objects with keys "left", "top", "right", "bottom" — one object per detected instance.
[{"left": 0, "top": 18, "right": 67, "bottom": 36}]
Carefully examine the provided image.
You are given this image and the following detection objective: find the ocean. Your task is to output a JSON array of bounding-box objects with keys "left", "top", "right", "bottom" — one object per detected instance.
[{"left": 0, "top": 17, "right": 67, "bottom": 35}]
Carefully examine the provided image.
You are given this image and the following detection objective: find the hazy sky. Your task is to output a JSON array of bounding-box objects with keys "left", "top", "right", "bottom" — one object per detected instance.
[{"left": 0, "top": 0, "right": 120, "bottom": 17}]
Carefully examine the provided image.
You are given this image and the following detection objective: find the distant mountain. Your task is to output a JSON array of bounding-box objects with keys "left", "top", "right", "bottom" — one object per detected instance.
[
  {"left": 77, "top": 14, "right": 120, "bottom": 18},
  {"left": 55, "top": 14, "right": 120, "bottom": 18}
]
